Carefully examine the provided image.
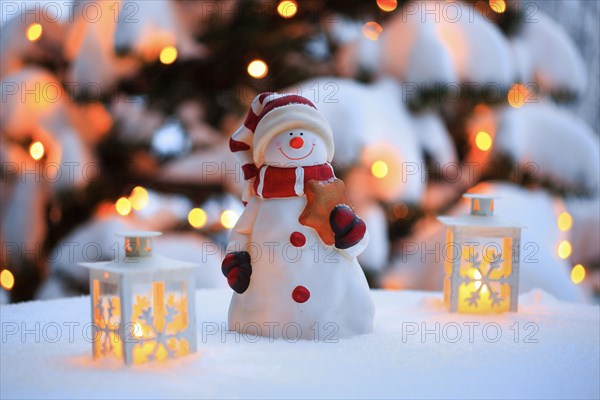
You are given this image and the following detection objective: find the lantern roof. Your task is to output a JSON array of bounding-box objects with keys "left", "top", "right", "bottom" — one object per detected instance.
[
  {"left": 437, "top": 194, "right": 524, "bottom": 228},
  {"left": 79, "top": 231, "right": 197, "bottom": 273}
]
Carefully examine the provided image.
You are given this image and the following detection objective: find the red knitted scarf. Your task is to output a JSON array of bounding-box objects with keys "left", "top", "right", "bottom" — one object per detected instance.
[{"left": 253, "top": 163, "right": 335, "bottom": 198}]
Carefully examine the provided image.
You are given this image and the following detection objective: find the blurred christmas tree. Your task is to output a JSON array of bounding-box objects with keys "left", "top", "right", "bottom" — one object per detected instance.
[{"left": 1, "top": 0, "right": 598, "bottom": 303}]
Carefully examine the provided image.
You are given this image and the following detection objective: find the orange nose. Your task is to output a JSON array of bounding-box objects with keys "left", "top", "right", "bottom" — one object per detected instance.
[{"left": 290, "top": 137, "right": 304, "bottom": 149}]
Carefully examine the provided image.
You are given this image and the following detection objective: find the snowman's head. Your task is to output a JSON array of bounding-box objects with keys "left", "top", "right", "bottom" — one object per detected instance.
[
  {"left": 263, "top": 129, "right": 329, "bottom": 167},
  {"left": 244, "top": 94, "right": 334, "bottom": 167}
]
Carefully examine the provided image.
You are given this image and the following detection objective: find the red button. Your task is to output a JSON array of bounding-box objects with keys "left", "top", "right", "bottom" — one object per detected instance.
[
  {"left": 292, "top": 286, "right": 310, "bottom": 303},
  {"left": 290, "top": 231, "right": 306, "bottom": 247}
]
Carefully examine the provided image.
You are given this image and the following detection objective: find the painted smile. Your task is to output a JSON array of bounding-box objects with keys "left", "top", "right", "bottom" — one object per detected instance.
[{"left": 278, "top": 144, "right": 316, "bottom": 160}]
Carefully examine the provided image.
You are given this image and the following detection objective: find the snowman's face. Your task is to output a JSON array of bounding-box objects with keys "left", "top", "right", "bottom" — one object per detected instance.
[{"left": 263, "top": 129, "right": 328, "bottom": 167}]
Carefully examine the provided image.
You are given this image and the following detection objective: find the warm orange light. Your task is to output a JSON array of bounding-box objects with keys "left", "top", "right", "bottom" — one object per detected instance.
[
  {"left": 473, "top": 269, "right": 483, "bottom": 291},
  {"left": 393, "top": 203, "right": 409, "bottom": 219},
  {"left": 557, "top": 212, "right": 573, "bottom": 232},
  {"left": 188, "top": 208, "right": 207, "bottom": 229},
  {"left": 247, "top": 59, "right": 268, "bottom": 79},
  {"left": 129, "top": 186, "right": 149, "bottom": 211},
  {"left": 29, "top": 141, "right": 45, "bottom": 160},
  {"left": 371, "top": 160, "right": 389, "bottom": 179},
  {"left": 26, "top": 23, "right": 43, "bottom": 42},
  {"left": 220, "top": 210, "right": 239, "bottom": 229},
  {"left": 489, "top": 0, "right": 506, "bottom": 13},
  {"left": 116, "top": 197, "right": 132, "bottom": 216},
  {"left": 0, "top": 270, "right": 15, "bottom": 290},
  {"left": 475, "top": 131, "right": 493, "bottom": 151},
  {"left": 557, "top": 240, "right": 572, "bottom": 259},
  {"left": 277, "top": 0, "right": 298, "bottom": 18},
  {"left": 159, "top": 46, "right": 178, "bottom": 65},
  {"left": 571, "top": 264, "right": 585, "bottom": 285},
  {"left": 362, "top": 22, "right": 383, "bottom": 41},
  {"left": 131, "top": 284, "right": 191, "bottom": 364},
  {"left": 133, "top": 322, "right": 144, "bottom": 337},
  {"left": 377, "top": 0, "right": 398, "bottom": 12},
  {"left": 507, "top": 83, "right": 528, "bottom": 109}
]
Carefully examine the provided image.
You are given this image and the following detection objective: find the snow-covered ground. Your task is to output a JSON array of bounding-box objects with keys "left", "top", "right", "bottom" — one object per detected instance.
[{"left": 1, "top": 289, "right": 598, "bottom": 399}]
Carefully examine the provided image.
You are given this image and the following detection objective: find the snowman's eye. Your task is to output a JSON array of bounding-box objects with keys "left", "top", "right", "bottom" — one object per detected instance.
[
  {"left": 289, "top": 132, "right": 293, "bottom": 136},
  {"left": 300, "top": 132, "right": 304, "bottom": 136}
]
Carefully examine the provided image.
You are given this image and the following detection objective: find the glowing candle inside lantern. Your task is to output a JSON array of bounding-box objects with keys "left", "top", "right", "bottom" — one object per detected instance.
[
  {"left": 82, "top": 231, "right": 197, "bottom": 365},
  {"left": 440, "top": 194, "right": 520, "bottom": 314},
  {"left": 133, "top": 323, "right": 144, "bottom": 337}
]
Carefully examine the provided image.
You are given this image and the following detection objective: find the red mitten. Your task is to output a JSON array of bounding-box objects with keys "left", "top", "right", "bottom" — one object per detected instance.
[
  {"left": 329, "top": 205, "right": 366, "bottom": 250},
  {"left": 221, "top": 251, "right": 252, "bottom": 294}
]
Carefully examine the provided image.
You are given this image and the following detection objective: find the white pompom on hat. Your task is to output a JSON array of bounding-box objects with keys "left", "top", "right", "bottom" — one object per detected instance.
[{"left": 230, "top": 92, "right": 334, "bottom": 202}]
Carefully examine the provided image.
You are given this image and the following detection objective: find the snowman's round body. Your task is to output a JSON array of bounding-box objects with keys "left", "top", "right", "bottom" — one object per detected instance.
[
  {"left": 224, "top": 94, "right": 375, "bottom": 340},
  {"left": 228, "top": 194, "right": 374, "bottom": 340}
]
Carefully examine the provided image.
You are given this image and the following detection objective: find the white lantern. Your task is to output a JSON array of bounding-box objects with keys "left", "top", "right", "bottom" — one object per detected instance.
[
  {"left": 438, "top": 195, "right": 522, "bottom": 313},
  {"left": 80, "top": 231, "right": 197, "bottom": 364}
]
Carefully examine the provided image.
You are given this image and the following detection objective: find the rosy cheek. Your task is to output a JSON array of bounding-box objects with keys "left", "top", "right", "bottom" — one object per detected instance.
[{"left": 275, "top": 141, "right": 282, "bottom": 147}]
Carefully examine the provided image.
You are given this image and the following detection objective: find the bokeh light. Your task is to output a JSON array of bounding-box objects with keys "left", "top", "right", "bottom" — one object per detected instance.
[
  {"left": 489, "top": 0, "right": 506, "bottom": 13},
  {"left": 29, "top": 141, "right": 45, "bottom": 160},
  {"left": 247, "top": 59, "right": 268, "bottom": 79},
  {"left": 277, "top": 0, "right": 298, "bottom": 18},
  {"left": 557, "top": 240, "right": 572, "bottom": 259},
  {"left": 371, "top": 160, "right": 389, "bottom": 179},
  {"left": 393, "top": 203, "right": 409, "bottom": 219},
  {"left": 159, "top": 46, "right": 178, "bottom": 64},
  {"left": 377, "top": 0, "right": 397, "bottom": 12},
  {"left": 116, "top": 197, "right": 132, "bottom": 216},
  {"left": 188, "top": 208, "right": 208, "bottom": 229},
  {"left": 0, "top": 270, "right": 15, "bottom": 291},
  {"left": 570, "top": 264, "right": 586, "bottom": 285},
  {"left": 129, "top": 186, "right": 149, "bottom": 211},
  {"left": 220, "top": 210, "right": 239, "bottom": 229},
  {"left": 26, "top": 23, "right": 43, "bottom": 42},
  {"left": 507, "top": 83, "right": 528, "bottom": 109},
  {"left": 475, "top": 131, "right": 493, "bottom": 151},
  {"left": 557, "top": 212, "right": 573, "bottom": 232},
  {"left": 362, "top": 22, "right": 383, "bottom": 41}
]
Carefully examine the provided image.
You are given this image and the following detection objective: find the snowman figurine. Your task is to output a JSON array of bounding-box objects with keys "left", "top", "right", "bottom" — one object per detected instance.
[{"left": 222, "top": 92, "right": 374, "bottom": 340}]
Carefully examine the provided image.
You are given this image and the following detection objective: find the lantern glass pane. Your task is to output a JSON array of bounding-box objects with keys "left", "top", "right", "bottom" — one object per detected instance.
[
  {"left": 92, "top": 279, "right": 123, "bottom": 359},
  {"left": 130, "top": 280, "right": 190, "bottom": 364},
  {"left": 456, "top": 237, "right": 513, "bottom": 313}
]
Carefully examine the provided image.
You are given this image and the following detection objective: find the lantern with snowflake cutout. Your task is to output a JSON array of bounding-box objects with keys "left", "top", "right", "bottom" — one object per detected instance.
[
  {"left": 80, "top": 231, "right": 197, "bottom": 364},
  {"left": 438, "top": 195, "right": 522, "bottom": 313}
]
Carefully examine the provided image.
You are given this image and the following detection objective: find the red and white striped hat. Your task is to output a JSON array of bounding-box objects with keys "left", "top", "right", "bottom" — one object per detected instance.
[{"left": 230, "top": 92, "right": 334, "bottom": 182}]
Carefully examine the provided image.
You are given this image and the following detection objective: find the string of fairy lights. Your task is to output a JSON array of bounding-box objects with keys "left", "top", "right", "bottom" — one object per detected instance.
[{"left": 0, "top": 0, "right": 589, "bottom": 295}]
